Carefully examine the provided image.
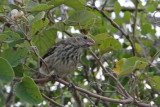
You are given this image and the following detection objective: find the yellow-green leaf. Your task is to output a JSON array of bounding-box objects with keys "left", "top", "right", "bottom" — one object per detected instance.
[
  {"left": 135, "top": 43, "right": 142, "bottom": 54},
  {"left": 113, "top": 57, "right": 147, "bottom": 76},
  {"left": 150, "top": 76, "right": 160, "bottom": 91}
]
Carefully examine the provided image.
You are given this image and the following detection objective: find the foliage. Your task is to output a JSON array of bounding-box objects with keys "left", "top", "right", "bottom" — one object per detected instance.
[{"left": 0, "top": 0, "right": 160, "bottom": 106}]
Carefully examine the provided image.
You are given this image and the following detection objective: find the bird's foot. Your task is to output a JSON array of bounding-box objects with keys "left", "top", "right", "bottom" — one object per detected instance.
[
  {"left": 68, "top": 82, "right": 76, "bottom": 93},
  {"left": 51, "top": 74, "right": 59, "bottom": 81}
]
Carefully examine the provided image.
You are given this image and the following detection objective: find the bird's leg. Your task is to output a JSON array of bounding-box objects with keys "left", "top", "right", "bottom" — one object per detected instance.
[
  {"left": 68, "top": 82, "right": 76, "bottom": 93},
  {"left": 51, "top": 74, "right": 59, "bottom": 81},
  {"left": 63, "top": 76, "right": 76, "bottom": 93}
]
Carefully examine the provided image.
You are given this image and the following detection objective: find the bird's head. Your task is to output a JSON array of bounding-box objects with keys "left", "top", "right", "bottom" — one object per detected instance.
[{"left": 69, "top": 35, "right": 95, "bottom": 48}]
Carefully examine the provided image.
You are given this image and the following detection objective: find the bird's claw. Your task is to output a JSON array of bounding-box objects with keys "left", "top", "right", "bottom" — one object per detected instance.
[
  {"left": 51, "top": 74, "right": 59, "bottom": 81},
  {"left": 68, "top": 82, "right": 75, "bottom": 93}
]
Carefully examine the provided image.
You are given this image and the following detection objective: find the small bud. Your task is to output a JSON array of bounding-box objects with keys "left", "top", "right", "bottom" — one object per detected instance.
[
  {"left": 18, "top": 10, "right": 24, "bottom": 17},
  {"left": 10, "top": 9, "right": 19, "bottom": 20},
  {"left": 10, "top": 9, "right": 24, "bottom": 20}
]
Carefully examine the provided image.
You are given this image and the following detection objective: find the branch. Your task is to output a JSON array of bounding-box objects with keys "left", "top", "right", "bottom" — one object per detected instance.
[
  {"left": 41, "top": 93, "right": 64, "bottom": 107},
  {"left": 88, "top": 48, "right": 130, "bottom": 98},
  {"left": 132, "top": 0, "right": 139, "bottom": 56},
  {"left": 13, "top": 76, "right": 150, "bottom": 106},
  {"left": 13, "top": 77, "right": 133, "bottom": 104},
  {"left": 104, "top": 6, "right": 160, "bottom": 12}
]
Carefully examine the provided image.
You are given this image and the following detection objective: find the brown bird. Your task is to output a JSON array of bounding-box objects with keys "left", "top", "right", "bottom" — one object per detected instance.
[{"left": 39, "top": 34, "right": 95, "bottom": 78}]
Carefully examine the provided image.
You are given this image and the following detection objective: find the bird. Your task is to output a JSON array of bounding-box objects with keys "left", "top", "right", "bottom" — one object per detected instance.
[{"left": 39, "top": 34, "right": 95, "bottom": 78}]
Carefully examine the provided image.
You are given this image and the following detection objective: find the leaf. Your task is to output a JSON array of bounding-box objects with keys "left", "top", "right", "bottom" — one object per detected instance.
[
  {"left": 32, "top": 18, "right": 49, "bottom": 35},
  {"left": 99, "top": 37, "right": 122, "bottom": 55},
  {"left": 114, "top": 1, "right": 121, "bottom": 15},
  {"left": 49, "top": 22, "right": 65, "bottom": 31},
  {"left": 135, "top": 43, "right": 142, "bottom": 54},
  {"left": 150, "top": 76, "right": 160, "bottom": 91},
  {"left": 47, "top": 0, "right": 66, "bottom": 7},
  {"left": 47, "top": 0, "right": 84, "bottom": 10},
  {"left": 14, "top": 77, "right": 42, "bottom": 104},
  {"left": 66, "top": 10, "right": 96, "bottom": 26},
  {"left": 31, "top": 4, "right": 54, "bottom": 12},
  {"left": 32, "top": 29, "right": 57, "bottom": 56},
  {"left": 81, "top": 18, "right": 97, "bottom": 34},
  {"left": 0, "top": 57, "right": 15, "bottom": 83},
  {"left": 114, "top": 17, "right": 122, "bottom": 26},
  {"left": 1, "top": 47, "right": 28, "bottom": 67},
  {"left": 141, "top": 24, "right": 156, "bottom": 35},
  {"left": 123, "top": 11, "right": 131, "bottom": 22},
  {"left": 33, "top": 11, "right": 45, "bottom": 22},
  {"left": 9, "top": 4, "right": 21, "bottom": 10},
  {"left": 26, "top": 1, "right": 38, "bottom": 11},
  {"left": 146, "top": 1, "right": 158, "bottom": 13},
  {"left": 64, "top": 0, "right": 84, "bottom": 10},
  {"left": 0, "top": 31, "right": 21, "bottom": 43},
  {"left": 113, "top": 57, "right": 147, "bottom": 76},
  {"left": 13, "top": 64, "right": 23, "bottom": 77},
  {"left": 93, "top": 33, "right": 110, "bottom": 46}
]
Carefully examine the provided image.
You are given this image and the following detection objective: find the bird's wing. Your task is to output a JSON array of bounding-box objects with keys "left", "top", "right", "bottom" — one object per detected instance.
[{"left": 40, "top": 40, "right": 67, "bottom": 66}]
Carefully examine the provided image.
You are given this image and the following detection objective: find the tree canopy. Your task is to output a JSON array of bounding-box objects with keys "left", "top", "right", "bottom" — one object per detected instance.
[{"left": 0, "top": 0, "right": 160, "bottom": 106}]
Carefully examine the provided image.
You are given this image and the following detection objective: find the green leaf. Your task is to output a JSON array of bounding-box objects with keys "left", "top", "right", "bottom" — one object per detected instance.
[
  {"left": 114, "top": 1, "right": 121, "bottom": 15},
  {"left": 0, "top": 96, "right": 4, "bottom": 107},
  {"left": 110, "top": 25, "right": 118, "bottom": 34},
  {"left": 114, "top": 18, "right": 122, "bottom": 26},
  {"left": 31, "top": 4, "right": 54, "bottom": 12},
  {"left": 150, "top": 76, "right": 160, "bottom": 91},
  {"left": 93, "top": 33, "right": 110, "bottom": 46},
  {"left": 90, "top": 18, "right": 108, "bottom": 35},
  {"left": 66, "top": 10, "right": 96, "bottom": 26},
  {"left": 32, "top": 29, "right": 57, "bottom": 56},
  {"left": 0, "top": 57, "right": 15, "bottom": 83},
  {"left": 81, "top": 18, "right": 97, "bottom": 34},
  {"left": 8, "top": 4, "right": 21, "bottom": 10},
  {"left": 0, "top": 31, "right": 21, "bottom": 43},
  {"left": 123, "top": 11, "right": 131, "bottom": 22},
  {"left": 14, "top": 77, "right": 42, "bottom": 104},
  {"left": 26, "top": 1, "right": 38, "bottom": 11},
  {"left": 13, "top": 64, "right": 23, "bottom": 77},
  {"left": 32, "top": 18, "right": 49, "bottom": 35},
  {"left": 99, "top": 37, "right": 122, "bottom": 55},
  {"left": 141, "top": 24, "right": 156, "bottom": 35},
  {"left": 33, "top": 11, "right": 45, "bottom": 22},
  {"left": 146, "top": 1, "right": 158, "bottom": 13},
  {"left": 64, "top": 0, "right": 84, "bottom": 10},
  {"left": 1, "top": 47, "right": 28, "bottom": 67},
  {"left": 47, "top": 0, "right": 66, "bottom": 7},
  {"left": 141, "top": 24, "right": 151, "bottom": 35},
  {"left": 49, "top": 22, "right": 65, "bottom": 31},
  {"left": 113, "top": 57, "right": 147, "bottom": 76},
  {"left": 135, "top": 43, "right": 142, "bottom": 54}
]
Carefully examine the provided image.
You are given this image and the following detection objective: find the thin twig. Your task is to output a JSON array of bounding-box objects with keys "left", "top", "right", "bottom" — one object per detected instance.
[
  {"left": 41, "top": 93, "right": 64, "bottom": 107},
  {"left": 101, "top": 0, "right": 108, "bottom": 11},
  {"left": 132, "top": 0, "right": 139, "bottom": 56}
]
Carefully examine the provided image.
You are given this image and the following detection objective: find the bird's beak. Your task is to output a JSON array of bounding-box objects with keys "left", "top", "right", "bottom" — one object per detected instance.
[{"left": 87, "top": 39, "right": 95, "bottom": 46}]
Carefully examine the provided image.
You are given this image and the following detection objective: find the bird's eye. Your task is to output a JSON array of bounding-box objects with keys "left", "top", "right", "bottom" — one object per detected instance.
[{"left": 83, "top": 36, "right": 87, "bottom": 39}]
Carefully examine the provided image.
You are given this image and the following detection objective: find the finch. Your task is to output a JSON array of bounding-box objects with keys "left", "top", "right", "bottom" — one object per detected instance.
[{"left": 39, "top": 34, "right": 95, "bottom": 78}]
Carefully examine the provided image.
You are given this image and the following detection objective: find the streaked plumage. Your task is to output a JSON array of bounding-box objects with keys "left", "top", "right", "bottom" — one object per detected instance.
[{"left": 40, "top": 35, "right": 95, "bottom": 78}]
